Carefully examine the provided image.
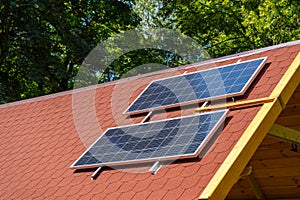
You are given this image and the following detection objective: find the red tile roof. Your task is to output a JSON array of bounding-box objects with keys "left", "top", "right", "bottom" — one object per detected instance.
[{"left": 1, "top": 41, "right": 300, "bottom": 199}]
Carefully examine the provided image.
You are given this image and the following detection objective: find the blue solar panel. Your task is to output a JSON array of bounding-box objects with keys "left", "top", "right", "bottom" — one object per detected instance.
[
  {"left": 125, "top": 57, "right": 267, "bottom": 113},
  {"left": 71, "top": 110, "right": 228, "bottom": 169}
]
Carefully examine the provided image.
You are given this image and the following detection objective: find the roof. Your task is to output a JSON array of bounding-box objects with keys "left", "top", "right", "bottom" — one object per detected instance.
[{"left": 0, "top": 40, "right": 300, "bottom": 199}]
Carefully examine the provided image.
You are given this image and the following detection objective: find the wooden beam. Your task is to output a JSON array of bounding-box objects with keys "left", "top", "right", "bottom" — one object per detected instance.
[
  {"left": 268, "top": 124, "right": 300, "bottom": 145},
  {"left": 199, "top": 52, "right": 300, "bottom": 200},
  {"left": 194, "top": 97, "right": 275, "bottom": 113},
  {"left": 239, "top": 166, "right": 253, "bottom": 179},
  {"left": 246, "top": 174, "right": 266, "bottom": 200},
  {"left": 239, "top": 166, "right": 266, "bottom": 200},
  {"left": 199, "top": 99, "right": 283, "bottom": 199}
]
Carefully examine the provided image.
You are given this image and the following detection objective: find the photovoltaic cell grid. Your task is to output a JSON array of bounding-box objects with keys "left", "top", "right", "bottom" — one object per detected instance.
[
  {"left": 125, "top": 57, "right": 267, "bottom": 113},
  {"left": 71, "top": 110, "right": 228, "bottom": 169}
]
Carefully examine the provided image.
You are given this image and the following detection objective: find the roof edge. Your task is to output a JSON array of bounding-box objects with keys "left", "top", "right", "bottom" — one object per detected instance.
[
  {"left": 199, "top": 52, "right": 300, "bottom": 199},
  {"left": 1, "top": 40, "right": 300, "bottom": 109}
]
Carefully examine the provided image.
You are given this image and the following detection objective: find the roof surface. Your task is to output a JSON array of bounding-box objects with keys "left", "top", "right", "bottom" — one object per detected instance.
[{"left": 1, "top": 41, "right": 300, "bottom": 199}]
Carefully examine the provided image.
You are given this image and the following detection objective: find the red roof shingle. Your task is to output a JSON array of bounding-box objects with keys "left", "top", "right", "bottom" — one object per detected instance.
[{"left": 1, "top": 41, "right": 300, "bottom": 199}]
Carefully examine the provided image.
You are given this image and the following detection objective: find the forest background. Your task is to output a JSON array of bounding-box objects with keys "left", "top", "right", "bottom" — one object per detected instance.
[{"left": 1, "top": 0, "right": 299, "bottom": 103}]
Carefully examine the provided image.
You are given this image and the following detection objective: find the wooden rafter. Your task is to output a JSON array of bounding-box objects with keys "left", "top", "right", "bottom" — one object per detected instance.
[
  {"left": 268, "top": 124, "right": 300, "bottom": 145},
  {"left": 199, "top": 52, "right": 300, "bottom": 199},
  {"left": 199, "top": 99, "right": 282, "bottom": 200},
  {"left": 239, "top": 166, "right": 266, "bottom": 200}
]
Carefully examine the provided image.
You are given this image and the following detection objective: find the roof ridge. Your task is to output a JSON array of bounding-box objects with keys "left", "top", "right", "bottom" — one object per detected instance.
[{"left": 1, "top": 39, "right": 300, "bottom": 109}]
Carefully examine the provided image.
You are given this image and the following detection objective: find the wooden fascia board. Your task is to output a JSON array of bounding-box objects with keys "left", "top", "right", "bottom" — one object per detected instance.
[
  {"left": 199, "top": 99, "right": 282, "bottom": 199},
  {"left": 268, "top": 124, "right": 300, "bottom": 145},
  {"left": 199, "top": 51, "right": 300, "bottom": 199}
]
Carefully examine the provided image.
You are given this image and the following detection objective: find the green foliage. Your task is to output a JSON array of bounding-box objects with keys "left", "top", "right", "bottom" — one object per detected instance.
[
  {"left": 1, "top": 0, "right": 300, "bottom": 103},
  {"left": 0, "top": 0, "right": 138, "bottom": 103},
  {"left": 174, "top": 0, "right": 300, "bottom": 57}
]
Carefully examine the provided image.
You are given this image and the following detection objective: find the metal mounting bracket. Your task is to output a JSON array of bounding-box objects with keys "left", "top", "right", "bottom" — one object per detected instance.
[
  {"left": 91, "top": 167, "right": 102, "bottom": 180},
  {"left": 141, "top": 110, "right": 153, "bottom": 123},
  {"left": 149, "top": 161, "right": 163, "bottom": 175}
]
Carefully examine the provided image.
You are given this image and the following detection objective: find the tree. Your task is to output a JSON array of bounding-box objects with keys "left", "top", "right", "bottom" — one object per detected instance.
[
  {"left": 1, "top": 0, "right": 300, "bottom": 103},
  {"left": 173, "top": 0, "right": 300, "bottom": 57},
  {"left": 0, "top": 0, "right": 139, "bottom": 103},
  {"left": 104, "top": 0, "right": 300, "bottom": 81}
]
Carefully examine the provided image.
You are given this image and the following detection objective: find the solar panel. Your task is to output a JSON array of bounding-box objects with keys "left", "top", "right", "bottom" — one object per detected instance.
[
  {"left": 71, "top": 110, "right": 228, "bottom": 169},
  {"left": 125, "top": 57, "right": 267, "bottom": 114}
]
